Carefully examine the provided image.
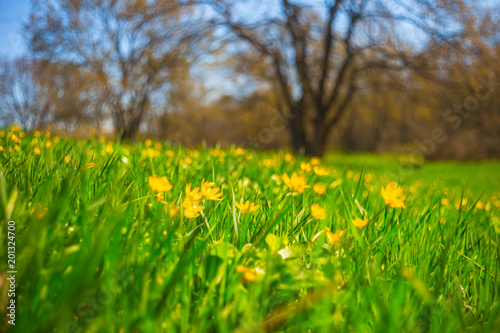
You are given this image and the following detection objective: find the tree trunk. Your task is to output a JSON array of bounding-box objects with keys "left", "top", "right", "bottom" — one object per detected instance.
[
  {"left": 309, "top": 106, "right": 328, "bottom": 156},
  {"left": 114, "top": 111, "right": 139, "bottom": 142},
  {"left": 287, "top": 105, "right": 330, "bottom": 157},
  {"left": 114, "top": 97, "right": 148, "bottom": 142},
  {"left": 120, "top": 122, "right": 140, "bottom": 142},
  {"left": 287, "top": 104, "right": 307, "bottom": 154},
  {"left": 305, "top": 130, "right": 328, "bottom": 156}
]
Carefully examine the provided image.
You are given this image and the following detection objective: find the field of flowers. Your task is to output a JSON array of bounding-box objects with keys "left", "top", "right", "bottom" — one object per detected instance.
[{"left": 1, "top": 125, "right": 500, "bottom": 332}]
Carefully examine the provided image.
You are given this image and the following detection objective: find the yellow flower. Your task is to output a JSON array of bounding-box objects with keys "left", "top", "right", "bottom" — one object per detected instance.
[
  {"left": 300, "top": 162, "right": 312, "bottom": 172},
  {"left": 142, "top": 149, "right": 160, "bottom": 157},
  {"left": 64, "top": 155, "right": 71, "bottom": 163},
  {"left": 148, "top": 175, "right": 173, "bottom": 193},
  {"left": 441, "top": 198, "right": 450, "bottom": 207},
  {"left": 145, "top": 139, "right": 153, "bottom": 147},
  {"left": 235, "top": 200, "right": 260, "bottom": 214},
  {"left": 185, "top": 184, "right": 203, "bottom": 202},
  {"left": 285, "top": 153, "right": 294, "bottom": 162},
  {"left": 14, "top": 145, "right": 20, "bottom": 151},
  {"left": 234, "top": 147, "right": 245, "bottom": 156},
  {"left": 184, "top": 157, "right": 192, "bottom": 164},
  {"left": 34, "top": 130, "right": 41, "bottom": 137},
  {"left": 46, "top": 141, "right": 52, "bottom": 148},
  {"left": 183, "top": 184, "right": 204, "bottom": 218},
  {"left": 313, "top": 166, "right": 329, "bottom": 176},
  {"left": 311, "top": 157, "right": 321, "bottom": 165},
  {"left": 476, "top": 201, "right": 484, "bottom": 209},
  {"left": 326, "top": 228, "right": 345, "bottom": 245},
  {"left": 166, "top": 202, "right": 179, "bottom": 217},
  {"left": 10, "top": 124, "right": 20, "bottom": 132},
  {"left": 31, "top": 203, "right": 48, "bottom": 219},
  {"left": 105, "top": 145, "right": 114, "bottom": 154},
  {"left": 352, "top": 218, "right": 369, "bottom": 229},
  {"left": 200, "top": 178, "right": 223, "bottom": 201},
  {"left": 0, "top": 146, "right": 4, "bottom": 151},
  {"left": 282, "top": 172, "right": 310, "bottom": 193},
  {"left": 311, "top": 204, "right": 327, "bottom": 220},
  {"left": 454, "top": 199, "right": 468, "bottom": 210},
  {"left": 262, "top": 159, "right": 276, "bottom": 167},
  {"left": 236, "top": 265, "right": 260, "bottom": 283},
  {"left": 11, "top": 134, "right": 21, "bottom": 143},
  {"left": 183, "top": 203, "right": 204, "bottom": 218},
  {"left": 87, "top": 162, "right": 96, "bottom": 169},
  {"left": 313, "top": 184, "right": 326, "bottom": 195},
  {"left": 45, "top": 130, "right": 51, "bottom": 138},
  {"left": 34, "top": 146, "right": 41, "bottom": 155},
  {"left": 381, "top": 183, "right": 406, "bottom": 209}
]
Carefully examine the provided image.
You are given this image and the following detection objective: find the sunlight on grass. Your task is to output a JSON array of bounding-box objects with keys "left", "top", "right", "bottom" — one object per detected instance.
[{"left": 1, "top": 126, "right": 500, "bottom": 332}]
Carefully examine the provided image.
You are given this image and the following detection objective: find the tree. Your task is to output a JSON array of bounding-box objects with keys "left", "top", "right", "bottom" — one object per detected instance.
[
  {"left": 27, "top": 0, "right": 197, "bottom": 140},
  {"left": 35, "top": 59, "right": 102, "bottom": 131},
  {"left": 208, "top": 0, "right": 480, "bottom": 156},
  {"left": 0, "top": 57, "right": 53, "bottom": 130}
]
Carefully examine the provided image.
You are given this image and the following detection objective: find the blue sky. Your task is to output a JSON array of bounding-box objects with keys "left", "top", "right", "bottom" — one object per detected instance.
[
  {"left": 0, "top": 0, "right": 30, "bottom": 58},
  {"left": 2, "top": 0, "right": 498, "bottom": 60}
]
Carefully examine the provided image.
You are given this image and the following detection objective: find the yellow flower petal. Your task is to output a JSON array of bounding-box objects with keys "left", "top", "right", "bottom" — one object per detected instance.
[{"left": 352, "top": 218, "right": 369, "bottom": 229}]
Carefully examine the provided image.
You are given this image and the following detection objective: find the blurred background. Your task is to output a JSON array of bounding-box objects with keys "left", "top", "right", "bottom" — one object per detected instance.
[{"left": 0, "top": 0, "right": 499, "bottom": 159}]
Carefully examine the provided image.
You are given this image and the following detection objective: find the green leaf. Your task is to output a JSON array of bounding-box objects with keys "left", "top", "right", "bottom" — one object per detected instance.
[{"left": 265, "top": 233, "right": 284, "bottom": 252}]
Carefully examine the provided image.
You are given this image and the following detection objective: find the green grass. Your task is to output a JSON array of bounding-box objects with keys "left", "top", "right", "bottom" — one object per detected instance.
[{"left": 1, "top": 129, "right": 500, "bottom": 332}]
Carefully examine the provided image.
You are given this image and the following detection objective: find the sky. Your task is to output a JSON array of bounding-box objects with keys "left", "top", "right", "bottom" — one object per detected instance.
[
  {"left": 0, "top": 0, "right": 31, "bottom": 58},
  {"left": 1, "top": 0, "right": 499, "bottom": 60}
]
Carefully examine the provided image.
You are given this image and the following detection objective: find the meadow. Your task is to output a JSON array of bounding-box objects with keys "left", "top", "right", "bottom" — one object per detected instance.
[{"left": 1, "top": 125, "right": 500, "bottom": 332}]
